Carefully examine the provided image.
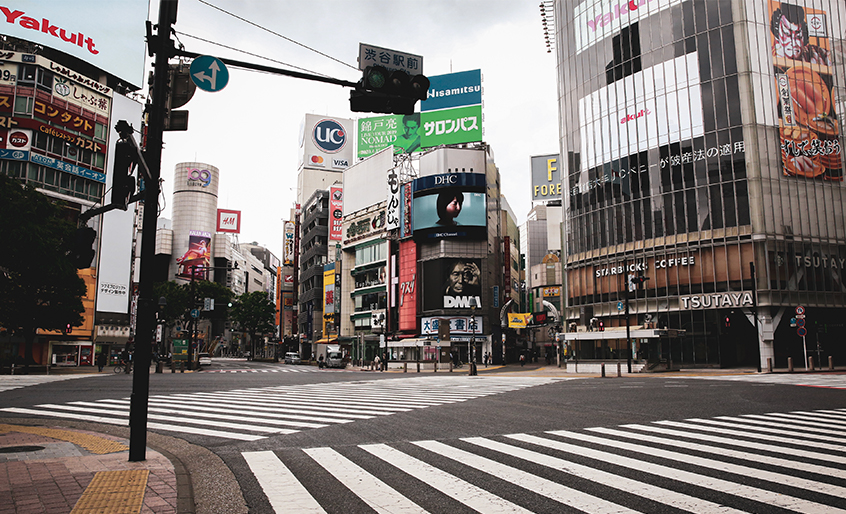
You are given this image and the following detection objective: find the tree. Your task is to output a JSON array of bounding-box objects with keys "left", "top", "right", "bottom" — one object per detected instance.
[
  {"left": 0, "top": 175, "right": 86, "bottom": 369},
  {"left": 230, "top": 291, "right": 276, "bottom": 360},
  {"left": 153, "top": 280, "right": 233, "bottom": 354}
]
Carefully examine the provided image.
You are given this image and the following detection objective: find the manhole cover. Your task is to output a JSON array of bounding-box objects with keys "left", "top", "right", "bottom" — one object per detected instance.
[{"left": 0, "top": 445, "right": 45, "bottom": 453}]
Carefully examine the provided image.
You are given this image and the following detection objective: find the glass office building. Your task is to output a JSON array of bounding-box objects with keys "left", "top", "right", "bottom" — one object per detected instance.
[{"left": 554, "top": 0, "right": 846, "bottom": 367}]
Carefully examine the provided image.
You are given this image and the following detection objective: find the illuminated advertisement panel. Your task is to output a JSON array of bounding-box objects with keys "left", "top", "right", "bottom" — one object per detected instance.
[
  {"left": 770, "top": 1, "right": 842, "bottom": 181},
  {"left": 412, "top": 173, "right": 486, "bottom": 240},
  {"left": 176, "top": 230, "right": 211, "bottom": 280},
  {"left": 421, "top": 258, "right": 482, "bottom": 311},
  {"left": 421, "top": 69, "right": 482, "bottom": 112},
  {"left": 283, "top": 221, "right": 295, "bottom": 266},
  {"left": 329, "top": 186, "right": 343, "bottom": 241}
]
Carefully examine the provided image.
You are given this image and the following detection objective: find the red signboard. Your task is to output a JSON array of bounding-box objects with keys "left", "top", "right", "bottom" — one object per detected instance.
[
  {"left": 216, "top": 209, "right": 241, "bottom": 233},
  {"left": 398, "top": 240, "right": 417, "bottom": 331}
]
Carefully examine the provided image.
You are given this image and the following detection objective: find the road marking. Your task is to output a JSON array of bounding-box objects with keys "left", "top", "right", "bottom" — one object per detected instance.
[
  {"left": 304, "top": 447, "right": 425, "bottom": 513},
  {"left": 243, "top": 451, "right": 326, "bottom": 514},
  {"left": 360, "top": 443, "right": 532, "bottom": 514}
]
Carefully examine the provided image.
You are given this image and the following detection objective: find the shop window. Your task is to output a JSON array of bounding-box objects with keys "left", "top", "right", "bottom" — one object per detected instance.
[
  {"left": 13, "top": 95, "right": 32, "bottom": 115},
  {"left": 94, "top": 122, "right": 107, "bottom": 141}
]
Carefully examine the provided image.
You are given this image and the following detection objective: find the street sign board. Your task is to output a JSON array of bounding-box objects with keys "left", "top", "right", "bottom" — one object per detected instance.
[
  {"left": 358, "top": 43, "right": 423, "bottom": 75},
  {"left": 172, "top": 339, "right": 188, "bottom": 360},
  {"left": 797, "top": 318, "right": 805, "bottom": 327},
  {"left": 617, "top": 301, "right": 624, "bottom": 311},
  {"left": 797, "top": 327, "right": 807, "bottom": 337},
  {"left": 190, "top": 55, "right": 229, "bottom": 92},
  {"left": 190, "top": 308, "right": 200, "bottom": 318},
  {"left": 795, "top": 306, "right": 805, "bottom": 315}
]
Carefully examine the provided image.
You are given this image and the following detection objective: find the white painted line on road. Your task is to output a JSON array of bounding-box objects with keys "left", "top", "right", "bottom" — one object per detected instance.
[
  {"left": 361, "top": 443, "right": 532, "bottom": 514},
  {"left": 243, "top": 450, "right": 327, "bottom": 514},
  {"left": 696, "top": 417, "right": 846, "bottom": 446},
  {"left": 545, "top": 428, "right": 846, "bottom": 500},
  {"left": 592, "top": 425, "right": 846, "bottom": 479},
  {"left": 413, "top": 439, "right": 638, "bottom": 514},
  {"left": 543, "top": 429, "right": 846, "bottom": 514},
  {"left": 740, "top": 412, "right": 846, "bottom": 434},
  {"left": 304, "top": 447, "right": 425, "bottom": 514},
  {"left": 466, "top": 436, "right": 746, "bottom": 514}
]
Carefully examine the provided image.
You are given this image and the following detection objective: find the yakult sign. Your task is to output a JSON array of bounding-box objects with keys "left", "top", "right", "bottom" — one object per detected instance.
[{"left": 574, "top": 0, "right": 682, "bottom": 54}]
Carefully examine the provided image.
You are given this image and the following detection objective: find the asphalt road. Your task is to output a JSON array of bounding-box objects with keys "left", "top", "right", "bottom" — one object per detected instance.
[{"left": 3, "top": 359, "right": 846, "bottom": 513}]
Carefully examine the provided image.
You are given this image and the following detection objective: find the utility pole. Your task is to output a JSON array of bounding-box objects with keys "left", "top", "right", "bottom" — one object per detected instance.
[{"left": 129, "top": 0, "right": 176, "bottom": 462}]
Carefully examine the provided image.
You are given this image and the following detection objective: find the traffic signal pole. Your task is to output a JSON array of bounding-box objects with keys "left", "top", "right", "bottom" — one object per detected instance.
[{"left": 129, "top": 0, "right": 176, "bottom": 462}]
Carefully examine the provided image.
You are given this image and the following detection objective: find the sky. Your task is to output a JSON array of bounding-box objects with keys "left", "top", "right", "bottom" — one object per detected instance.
[{"left": 148, "top": 0, "right": 559, "bottom": 258}]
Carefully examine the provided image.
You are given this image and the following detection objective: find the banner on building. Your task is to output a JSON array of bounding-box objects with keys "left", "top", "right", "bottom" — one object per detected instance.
[
  {"left": 329, "top": 186, "right": 344, "bottom": 241},
  {"left": 508, "top": 313, "right": 533, "bottom": 328},
  {"left": 283, "top": 221, "right": 295, "bottom": 265},
  {"left": 176, "top": 231, "right": 211, "bottom": 280}
]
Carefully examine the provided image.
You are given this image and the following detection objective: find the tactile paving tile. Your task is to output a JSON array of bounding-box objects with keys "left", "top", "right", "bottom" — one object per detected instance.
[
  {"left": 70, "top": 469, "right": 149, "bottom": 514},
  {"left": 0, "top": 424, "right": 129, "bottom": 454}
]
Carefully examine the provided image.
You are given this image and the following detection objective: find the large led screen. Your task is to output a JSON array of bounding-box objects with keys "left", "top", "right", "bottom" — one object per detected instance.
[
  {"left": 421, "top": 258, "right": 482, "bottom": 311},
  {"left": 411, "top": 173, "right": 487, "bottom": 239}
]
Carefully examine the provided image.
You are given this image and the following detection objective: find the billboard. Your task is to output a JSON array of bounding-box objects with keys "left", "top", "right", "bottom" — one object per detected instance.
[
  {"left": 412, "top": 173, "right": 487, "bottom": 240},
  {"left": 1, "top": 1, "right": 148, "bottom": 89},
  {"left": 398, "top": 240, "right": 417, "bottom": 331},
  {"left": 299, "top": 114, "right": 354, "bottom": 170},
  {"left": 283, "top": 221, "right": 295, "bottom": 266},
  {"left": 176, "top": 230, "right": 211, "bottom": 280},
  {"left": 323, "top": 263, "right": 336, "bottom": 337},
  {"left": 770, "top": 1, "right": 842, "bottom": 181},
  {"left": 422, "top": 258, "right": 482, "bottom": 310},
  {"left": 421, "top": 316, "right": 483, "bottom": 336},
  {"left": 531, "top": 154, "right": 562, "bottom": 201},
  {"left": 216, "top": 209, "right": 241, "bottom": 233},
  {"left": 574, "top": 0, "right": 682, "bottom": 55},
  {"left": 421, "top": 69, "right": 482, "bottom": 112},
  {"left": 329, "top": 186, "right": 343, "bottom": 241}
]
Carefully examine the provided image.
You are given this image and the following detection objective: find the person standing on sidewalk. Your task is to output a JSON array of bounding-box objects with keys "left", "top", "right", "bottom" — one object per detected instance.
[
  {"left": 519, "top": 354, "right": 525, "bottom": 367},
  {"left": 95, "top": 352, "right": 106, "bottom": 372}
]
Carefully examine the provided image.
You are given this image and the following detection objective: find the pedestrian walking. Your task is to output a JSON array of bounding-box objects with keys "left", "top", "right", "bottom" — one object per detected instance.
[
  {"left": 382, "top": 351, "right": 388, "bottom": 371},
  {"left": 318, "top": 354, "right": 324, "bottom": 369},
  {"left": 95, "top": 352, "right": 106, "bottom": 372},
  {"left": 519, "top": 354, "right": 525, "bottom": 367},
  {"left": 373, "top": 354, "right": 381, "bottom": 371},
  {"left": 484, "top": 352, "right": 489, "bottom": 367}
]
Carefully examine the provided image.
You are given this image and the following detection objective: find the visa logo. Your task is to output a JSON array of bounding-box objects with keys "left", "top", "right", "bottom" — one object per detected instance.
[{"left": 333, "top": 158, "right": 349, "bottom": 168}]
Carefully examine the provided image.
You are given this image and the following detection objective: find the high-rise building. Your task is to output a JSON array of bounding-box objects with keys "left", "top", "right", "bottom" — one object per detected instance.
[{"left": 551, "top": 0, "right": 846, "bottom": 368}]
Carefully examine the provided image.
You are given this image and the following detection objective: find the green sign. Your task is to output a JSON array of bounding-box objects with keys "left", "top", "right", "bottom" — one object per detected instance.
[
  {"left": 357, "top": 104, "right": 483, "bottom": 159},
  {"left": 172, "top": 339, "right": 189, "bottom": 361}
]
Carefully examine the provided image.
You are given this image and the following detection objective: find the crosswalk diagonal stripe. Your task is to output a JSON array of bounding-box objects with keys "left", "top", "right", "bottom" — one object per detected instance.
[
  {"left": 679, "top": 418, "right": 846, "bottom": 448},
  {"left": 153, "top": 395, "right": 368, "bottom": 421},
  {"left": 464, "top": 436, "right": 746, "bottom": 514},
  {"left": 412, "top": 439, "right": 639, "bottom": 514},
  {"left": 144, "top": 398, "right": 342, "bottom": 426},
  {"left": 541, "top": 429, "right": 846, "bottom": 499},
  {"left": 739, "top": 413, "right": 846, "bottom": 434},
  {"left": 243, "top": 451, "right": 326, "bottom": 514},
  {"left": 303, "top": 447, "right": 425, "bottom": 514},
  {"left": 360, "top": 443, "right": 533, "bottom": 514},
  {"left": 541, "top": 430, "right": 846, "bottom": 513},
  {"left": 592, "top": 425, "right": 846, "bottom": 479}
]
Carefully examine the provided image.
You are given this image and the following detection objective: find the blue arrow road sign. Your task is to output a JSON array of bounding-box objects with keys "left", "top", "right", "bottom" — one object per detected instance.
[
  {"left": 190, "top": 55, "right": 229, "bottom": 92},
  {"left": 191, "top": 308, "right": 200, "bottom": 318}
]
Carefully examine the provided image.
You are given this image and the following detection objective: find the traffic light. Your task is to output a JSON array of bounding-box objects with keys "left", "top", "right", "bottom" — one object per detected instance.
[
  {"left": 350, "top": 65, "right": 430, "bottom": 115},
  {"left": 724, "top": 315, "right": 731, "bottom": 328},
  {"left": 110, "top": 134, "right": 137, "bottom": 209},
  {"left": 598, "top": 321, "right": 604, "bottom": 332},
  {"left": 72, "top": 226, "right": 97, "bottom": 268}
]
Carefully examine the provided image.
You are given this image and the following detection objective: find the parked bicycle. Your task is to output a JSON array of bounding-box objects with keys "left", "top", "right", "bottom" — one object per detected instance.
[{"left": 113, "top": 360, "right": 132, "bottom": 374}]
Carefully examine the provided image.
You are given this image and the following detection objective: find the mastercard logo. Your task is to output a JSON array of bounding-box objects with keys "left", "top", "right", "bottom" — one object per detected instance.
[{"left": 311, "top": 155, "right": 324, "bottom": 164}]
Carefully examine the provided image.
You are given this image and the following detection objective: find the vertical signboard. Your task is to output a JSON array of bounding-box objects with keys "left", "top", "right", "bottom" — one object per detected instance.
[
  {"left": 283, "top": 221, "right": 295, "bottom": 266},
  {"left": 323, "top": 264, "right": 335, "bottom": 337},
  {"left": 329, "top": 186, "right": 344, "bottom": 241},
  {"left": 769, "top": 1, "right": 842, "bottom": 181},
  {"left": 386, "top": 166, "right": 400, "bottom": 231},
  {"left": 398, "top": 240, "right": 417, "bottom": 331},
  {"left": 530, "top": 154, "right": 561, "bottom": 201}
]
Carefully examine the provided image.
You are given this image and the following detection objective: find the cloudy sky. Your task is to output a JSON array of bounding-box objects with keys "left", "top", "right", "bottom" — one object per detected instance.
[{"left": 150, "top": 0, "right": 559, "bottom": 257}]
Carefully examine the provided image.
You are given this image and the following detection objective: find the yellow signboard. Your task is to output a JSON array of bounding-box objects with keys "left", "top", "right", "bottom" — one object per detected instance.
[{"left": 507, "top": 313, "right": 533, "bottom": 328}]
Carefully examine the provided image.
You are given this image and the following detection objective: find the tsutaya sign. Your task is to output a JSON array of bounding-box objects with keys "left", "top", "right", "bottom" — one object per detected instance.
[{"left": 680, "top": 292, "right": 753, "bottom": 310}]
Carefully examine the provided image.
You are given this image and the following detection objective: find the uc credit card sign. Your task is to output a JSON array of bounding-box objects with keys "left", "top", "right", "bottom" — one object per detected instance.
[{"left": 421, "top": 69, "right": 482, "bottom": 112}]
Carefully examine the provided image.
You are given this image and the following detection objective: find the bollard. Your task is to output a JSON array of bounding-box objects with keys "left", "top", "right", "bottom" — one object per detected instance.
[
  {"left": 156, "top": 361, "right": 163, "bottom": 373},
  {"left": 830, "top": 356, "right": 834, "bottom": 371},
  {"left": 617, "top": 362, "right": 621, "bottom": 377},
  {"left": 601, "top": 363, "right": 605, "bottom": 378},
  {"left": 449, "top": 361, "right": 453, "bottom": 373},
  {"left": 434, "top": 361, "right": 438, "bottom": 373},
  {"left": 809, "top": 356, "right": 814, "bottom": 371},
  {"left": 767, "top": 357, "right": 772, "bottom": 373},
  {"left": 417, "top": 361, "right": 420, "bottom": 373},
  {"left": 180, "top": 361, "right": 185, "bottom": 373},
  {"left": 788, "top": 357, "right": 793, "bottom": 373},
  {"left": 403, "top": 362, "right": 407, "bottom": 373}
]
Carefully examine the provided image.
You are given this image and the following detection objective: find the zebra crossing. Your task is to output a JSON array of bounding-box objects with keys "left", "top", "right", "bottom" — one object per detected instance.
[
  {"left": 683, "top": 372, "right": 846, "bottom": 389},
  {"left": 0, "top": 375, "right": 570, "bottom": 441},
  {"left": 0, "top": 374, "right": 101, "bottom": 394},
  {"left": 245, "top": 408, "right": 846, "bottom": 513},
  {"left": 204, "top": 367, "right": 323, "bottom": 373}
]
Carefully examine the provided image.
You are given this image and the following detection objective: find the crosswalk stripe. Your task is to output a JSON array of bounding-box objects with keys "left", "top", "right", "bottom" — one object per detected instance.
[
  {"left": 539, "top": 430, "right": 846, "bottom": 513},
  {"left": 681, "top": 418, "right": 846, "bottom": 448},
  {"left": 591, "top": 425, "right": 846, "bottom": 479},
  {"left": 141, "top": 398, "right": 335, "bottom": 427},
  {"left": 243, "top": 451, "right": 326, "bottom": 514},
  {"left": 157, "top": 395, "right": 370, "bottom": 421},
  {"left": 462, "top": 436, "right": 746, "bottom": 514},
  {"left": 412, "top": 439, "right": 639, "bottom": 513},
  {"left": 360, "top": 443, "right": 532, "bottom": 514},
  {"left": 303, "top": 447, "right": 425, "bottom": 514},
  {"left": 184, "top": 392, "right": 410, "bottom": 415},
  {"left": 739, "top": 413, "right": 846, "bottom": 434},
  {"left": 542, "top": 429, "right": 846, "bottom": 500}
]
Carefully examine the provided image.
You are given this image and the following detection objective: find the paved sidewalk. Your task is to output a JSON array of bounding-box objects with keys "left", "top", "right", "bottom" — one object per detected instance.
[{"left": 0, "top": 418, "right": 247, "bottom": 514}]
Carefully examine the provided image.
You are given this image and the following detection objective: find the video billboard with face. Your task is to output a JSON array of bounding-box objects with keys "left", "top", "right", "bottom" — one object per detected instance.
[
  {"left": 412, "top": 173, "right": 486, "bottom": 239},
  {"left": 422, "top": 258, "right": 482, "bottom": 311}
]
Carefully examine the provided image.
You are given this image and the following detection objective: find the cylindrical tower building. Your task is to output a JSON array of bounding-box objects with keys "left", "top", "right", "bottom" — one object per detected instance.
[{"left": 170, "top": 162, "right": 220, "bottom": 282}]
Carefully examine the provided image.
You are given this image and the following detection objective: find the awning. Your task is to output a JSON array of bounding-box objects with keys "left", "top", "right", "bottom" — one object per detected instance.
[
  {"left": 315, "top": 338, "right": 338, "bottom": 344},
  {"left": 563, "top": 328, "right": 685, "bottom": 341},
  {"left": 387, "top": 337, "right": 436, "bottom": 348}
]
